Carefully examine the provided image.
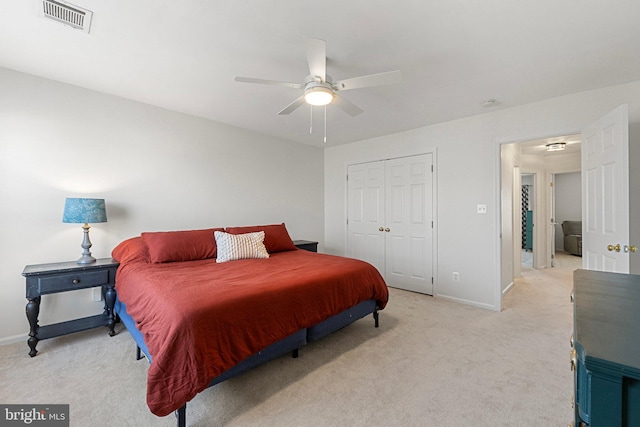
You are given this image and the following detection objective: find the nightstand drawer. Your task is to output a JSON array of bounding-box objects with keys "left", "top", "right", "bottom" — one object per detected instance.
[{"left": 37, "top": 269, "right": 110, "bottom": 294}]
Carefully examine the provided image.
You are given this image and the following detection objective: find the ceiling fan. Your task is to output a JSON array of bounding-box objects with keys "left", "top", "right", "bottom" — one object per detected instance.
[{"left": 234, "top": 37, "right": 402, "bottom": 118}]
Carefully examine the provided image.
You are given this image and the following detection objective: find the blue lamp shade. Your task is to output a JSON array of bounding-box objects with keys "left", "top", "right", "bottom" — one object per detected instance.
[{"left": 62, "top": 198, "right": 107, "bottom": 224}]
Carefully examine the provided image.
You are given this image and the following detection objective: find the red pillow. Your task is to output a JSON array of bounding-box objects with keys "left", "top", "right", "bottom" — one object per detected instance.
[
  {"left": 112, "top": 236, "right": 149, "bottom": 264},
  {"left": 225, "top": 223, "right": 296, "bottom": 253},
  {"left": 141, "top": 228, "right": 223, "bottom": 263}
]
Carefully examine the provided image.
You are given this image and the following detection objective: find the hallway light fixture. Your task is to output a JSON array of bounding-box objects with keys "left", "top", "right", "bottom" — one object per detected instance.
[{"left": 546, "top": 142, "right": 566, "bottom": 152}]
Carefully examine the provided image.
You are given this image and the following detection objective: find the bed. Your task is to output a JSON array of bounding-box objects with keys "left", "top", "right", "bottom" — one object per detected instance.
[{"left": 111, "top": 224, "right": 389, "bottom": 426}]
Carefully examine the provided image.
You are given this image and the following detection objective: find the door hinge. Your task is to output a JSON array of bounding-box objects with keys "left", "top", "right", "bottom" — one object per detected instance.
[
  {"left": 431, "top": 165, "right": 433, "bottom": 173},
  {"left": 431, "top": 277, "right": 434, "bottom": 284},
  {"left": 431, "top": 221, "right": 434, "bottom": 228}
]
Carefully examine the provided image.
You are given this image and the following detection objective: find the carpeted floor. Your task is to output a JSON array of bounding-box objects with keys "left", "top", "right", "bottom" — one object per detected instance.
[{"left": 0, "top": 252, "right": 581, "bottom": 426}]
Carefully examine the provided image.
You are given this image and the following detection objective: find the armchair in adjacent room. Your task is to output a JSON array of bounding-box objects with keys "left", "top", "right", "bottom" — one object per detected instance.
[{"left": 562, "top": 220, "right": 582, "bottom": 256}]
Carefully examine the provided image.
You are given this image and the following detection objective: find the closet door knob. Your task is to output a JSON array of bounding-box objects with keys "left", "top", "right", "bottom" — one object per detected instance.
[
  {"left": 378, "top": 227, "right": 384, "bottom": 232},
  {"left": 385, "top": 228, "right": 390, "bottom": 232}
]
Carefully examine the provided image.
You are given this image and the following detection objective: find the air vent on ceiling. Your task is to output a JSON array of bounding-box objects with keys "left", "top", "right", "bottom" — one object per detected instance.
[{"left": 41, "top": 0, "right": 93, "bottom": 34}]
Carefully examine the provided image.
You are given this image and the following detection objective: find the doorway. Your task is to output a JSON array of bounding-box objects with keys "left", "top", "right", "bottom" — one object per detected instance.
[
  {"left": 520, "top": 173, "right": 535, "bottom": 269},
  {"left": 499, "top": 105, "right": 634, "bottom": 311},
  {"left": 552, "top": 171, "right": 582, "bottom": 257},
  {"left": 500, "top": 134, "right": 581, "bottom": 295}
]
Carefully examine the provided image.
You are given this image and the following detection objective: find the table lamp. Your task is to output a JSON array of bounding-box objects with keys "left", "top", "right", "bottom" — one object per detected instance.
[{"left": 62, "top": 198, "right": 107, "bottom": 264}]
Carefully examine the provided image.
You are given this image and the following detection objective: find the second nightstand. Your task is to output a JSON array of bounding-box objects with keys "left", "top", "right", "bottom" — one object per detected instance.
[
  {"left": 293, "top": 240, "right": 318, "bottom": 253},
  {"left": 22, "top": 258, "right": 119, "bottom": 357}
]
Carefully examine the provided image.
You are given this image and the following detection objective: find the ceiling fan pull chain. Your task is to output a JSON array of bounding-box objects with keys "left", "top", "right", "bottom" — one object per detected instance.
[
  {"left": 309, "top": 105, "right": 313, "bottom": 134},
  {"left": 324, "top": 105, "right": 327, "bottom": 143}
]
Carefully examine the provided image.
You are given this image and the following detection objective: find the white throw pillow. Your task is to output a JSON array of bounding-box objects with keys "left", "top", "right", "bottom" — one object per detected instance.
[{"left": 215, "top": 231, "right": 269, "bottom": 262}]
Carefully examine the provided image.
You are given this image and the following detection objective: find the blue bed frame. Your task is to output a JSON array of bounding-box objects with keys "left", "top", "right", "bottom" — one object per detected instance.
[{"left": 115, "top": 297, "right": 379, "bottom": 427}]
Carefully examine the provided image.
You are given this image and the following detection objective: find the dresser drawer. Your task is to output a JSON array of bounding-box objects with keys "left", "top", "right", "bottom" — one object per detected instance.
[{"left": 38, "top": 269, "right": 110, "bottom": 294}]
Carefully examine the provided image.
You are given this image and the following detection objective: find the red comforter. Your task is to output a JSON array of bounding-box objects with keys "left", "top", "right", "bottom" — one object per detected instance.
[{"left": 115, "top": 248, "right": 388, "bottom": 416}]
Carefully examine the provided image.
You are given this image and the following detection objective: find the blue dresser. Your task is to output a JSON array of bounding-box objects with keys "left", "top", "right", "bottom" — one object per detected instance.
[{"left": 572, "top": 269, "right": 640, "bottom": 426}]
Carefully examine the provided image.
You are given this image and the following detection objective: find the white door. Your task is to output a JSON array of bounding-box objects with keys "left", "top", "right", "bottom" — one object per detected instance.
[
  {"left": 347, "top": 154, "right": 434, "bottom": 294},
  {"left": 385, "top": 154, "right": 433, "bottom": 294},
  {"left": 581, "top": 104, "right": 629, "bottom": 272},
  {"left": 347, "top": 161, "right": 386, "bottom": 274}
]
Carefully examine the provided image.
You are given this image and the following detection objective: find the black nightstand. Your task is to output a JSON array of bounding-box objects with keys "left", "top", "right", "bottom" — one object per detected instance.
[
  {"left": 22, "top": 258, "right": 119, "bottom": 357},
  {"left": 293, "top": 240, "right": 318, "bottom": 252}
]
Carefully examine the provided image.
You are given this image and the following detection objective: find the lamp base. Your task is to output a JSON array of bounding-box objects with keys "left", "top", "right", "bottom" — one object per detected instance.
[
  {"left": 77, "top": 223, "right": 96, "bottom": 264},
  {"left": 76, "top": 254, "right": 97, "bottom": 264}
]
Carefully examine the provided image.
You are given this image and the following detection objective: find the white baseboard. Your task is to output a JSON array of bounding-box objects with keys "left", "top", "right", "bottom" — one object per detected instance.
[
  {"left": 502, "top": 281, "right": 515, "bottom": 296},
  {"left": 436, "top": 293, "right": 499, "bottom": 312},
  {"left": 0, "top": 333, "right": 27, "bottom": 346}
]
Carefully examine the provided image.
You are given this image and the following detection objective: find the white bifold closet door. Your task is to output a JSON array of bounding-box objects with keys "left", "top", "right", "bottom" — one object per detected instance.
[{"left": 347, "top": 154, "right": 433, "bottom": 295}]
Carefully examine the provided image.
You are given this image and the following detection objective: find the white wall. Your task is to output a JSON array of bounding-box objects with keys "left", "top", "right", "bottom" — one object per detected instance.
[
  {"left": 555, "top": 172, "right": 582, "bottom": 251},
  {"left": 325, "top": 80, "right": 640, "bottom": 311},
  {"left": 0, "top": 68, "right": 324, "bottom": 343}
]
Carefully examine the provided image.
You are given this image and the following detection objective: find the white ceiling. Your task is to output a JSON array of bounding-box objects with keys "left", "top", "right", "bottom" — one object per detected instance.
[{"left": 1, "top": 1, "right": 639, "bottom": 147}]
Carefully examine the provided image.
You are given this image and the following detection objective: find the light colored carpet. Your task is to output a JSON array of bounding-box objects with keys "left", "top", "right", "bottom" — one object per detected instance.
[{"left": 0, "top": 253, "right": 581, "bottom": 426}]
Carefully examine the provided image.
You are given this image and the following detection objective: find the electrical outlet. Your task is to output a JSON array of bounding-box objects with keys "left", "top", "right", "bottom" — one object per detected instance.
[
  {"left": 477, "top": 204, "right": 487, "bottom": 214},
  {"left": 92, "top": 288, "right": 103, "bottom": 302},
  {"left": 452, "top": 272, "right": 460, "bottom": 282}
]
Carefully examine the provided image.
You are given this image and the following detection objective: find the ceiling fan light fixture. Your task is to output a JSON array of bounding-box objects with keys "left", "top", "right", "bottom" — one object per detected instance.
[
  {"left": 546, "top": 142, "right": 566, "bottom": 152},
  {"left": 304, "top": 86, "right": 334, "bottom": 106}
]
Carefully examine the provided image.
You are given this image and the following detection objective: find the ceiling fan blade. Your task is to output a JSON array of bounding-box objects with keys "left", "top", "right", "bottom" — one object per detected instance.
[
  {"left": 278, "top": 96, "right": 306, "bottom": 115},
  {"left": 333, "top": 70, "right": 402, "bottom": 91},
  {"left": 305, "top": 37, "right": 326, "bottom": 81},
  {"left": 235, "top": 76, "right": 302, "bottom": 89},
  {"left": 333, "top": 94, "right": 363, "bottom": 117}
]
